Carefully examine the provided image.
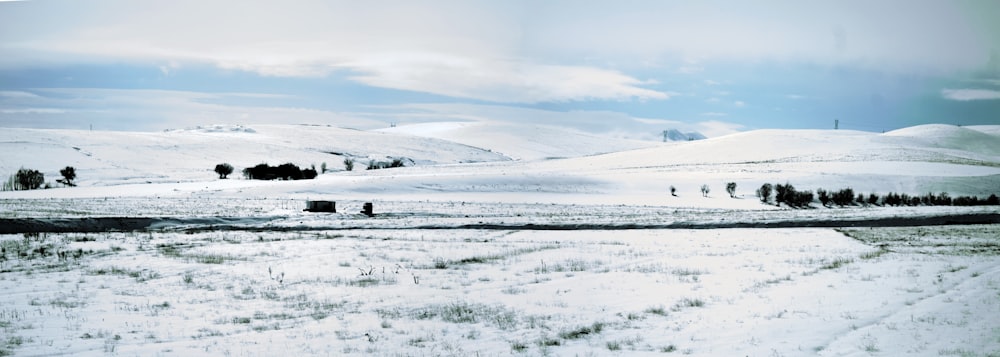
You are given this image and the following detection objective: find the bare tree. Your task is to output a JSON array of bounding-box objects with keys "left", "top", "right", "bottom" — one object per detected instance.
[
  {"left": 757, "top": 183, "right": 773, "bottom": 204},
  {"left": 725, "top": 182, "right": 737, "bottom": 198}
]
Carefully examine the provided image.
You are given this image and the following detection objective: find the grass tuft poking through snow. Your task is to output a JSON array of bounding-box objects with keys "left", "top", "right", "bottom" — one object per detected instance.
[
  {"left": 558, "top": 321, "right": 606, "bottom": 340},
  {"left": 412, "top": 302, "right": 520, "bottom": 330}
]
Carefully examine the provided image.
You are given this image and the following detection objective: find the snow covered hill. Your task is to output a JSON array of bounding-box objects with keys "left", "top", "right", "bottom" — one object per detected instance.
[
  {"left": 1, "top": 123, "right": 997, "bottom": 208},
  {"left": 562, "top": 125, "right": 1000, "bottom": 170},
  {"left": 376, "top": 121, "right": 658, "bottom": 161},
  {"left": 312, "top": 124, "right": 999, "bottom": 206},
  {"left": 0, "top": 124, "right": 510, "bottom": 186}
]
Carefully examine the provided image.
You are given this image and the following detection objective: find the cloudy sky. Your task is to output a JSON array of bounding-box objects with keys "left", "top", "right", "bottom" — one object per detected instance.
[{"left": 1, "top": 0, "right": 998, "bottom": 139}]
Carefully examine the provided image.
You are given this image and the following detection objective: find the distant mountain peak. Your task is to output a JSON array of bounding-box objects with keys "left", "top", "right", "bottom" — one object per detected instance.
[{"left": 662, "top": 129, "right": 707, "bottom": 142}]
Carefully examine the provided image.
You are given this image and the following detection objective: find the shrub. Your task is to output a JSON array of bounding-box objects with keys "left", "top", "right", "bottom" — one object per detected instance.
[
  {"left": 831, "top": 188, "right": 855, "bottom": 207},
  {"left": 867, "top": 193, "right": 880, "bottom": 206},
  {"left": 214, "top": 163, "right": 234, "bottom": 179},
  {"left": 242, "top": 163, "right": 313, "bottom": 181},
  {"left": 367, "top": 157, "right": 409, "bottom": 170},
  {"left": 275, "top": 163, "right": 303, "bottom": 180},
  {"left": 58, "top": 166, "right": 77, "bottom": 186},
  {"left": 952, "top": 196, "right": 975, "bottom": 206},
  {"left": 726, "top": 182, "right": 737, "bottom": 198},
  {"left": 669, "top": 185, "right": 677, "bottom": 196},
  {"left": 700, "top": 184, "right": 710, "bottom": 197},
  {"left": 757, "top": 183, "right": 773, "bottom": 204},
  {"left": 16, "top": 168, "right": 44, "bottom": 190},
  {"left": 321, "top": 162, "right": 327, "bottom": 174},
  {"left": 934, "top": 192, "right": 952, "bottom": 206},
  {"left": 302, "top": 168, "right": 318, "bottom": 180},
  {"left": 774, "top": 183, "right": 792, "bottom": 206},
  {"left": 952, "top": 194, "right": 1000, "bottom": 206},
  {"left": 817, "top": 189, "right": 830, "bottom": 207},
  {"left": 883, "top": 192, "right": 900, "bottom": 206},
  {"left": 343, "top": 158, "right": 354, "bottom": 171},
  {"left": 791, "top": 190, "right": 814, "bottom": 208},
  {"left": 772, "top": 182, "right": 812, "bottom": 208},
  {"left": 245, "top": 163, "right": 271, "bottom": 180}
]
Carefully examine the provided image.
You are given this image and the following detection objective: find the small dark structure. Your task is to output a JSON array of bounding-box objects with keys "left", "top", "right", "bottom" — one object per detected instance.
[
  {"left": 304, "top": 200, "right": 336, "bottom": 213},
  {"left": 361, "top": 202, "right": 374, "bottom": 217}
]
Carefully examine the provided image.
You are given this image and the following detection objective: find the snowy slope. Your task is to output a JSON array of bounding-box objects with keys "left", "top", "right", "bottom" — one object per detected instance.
[
  {"left": 192, "top": 124, "right": 998, "bottom": 207},
  {"left": 376, "top": 121, "right": 658, "bottom": 161},
  {"left": 883, "top": 124, "right": 1000, "bottom": 156},
  {"left": 565, "top": 125, "right": 1000, "bottom": 170},
  {"left": 0, "top": 124, "right": 510, "bottom": 186},
  {"left": 338, "top": 124, "right": 998, "bottom": 202},
  {"left": 1, "top": 124, "right": 997, "bottom": 208}
]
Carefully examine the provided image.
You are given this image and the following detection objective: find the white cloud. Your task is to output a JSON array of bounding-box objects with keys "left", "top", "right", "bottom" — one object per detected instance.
[
  {"left": 0, "top": 88, "right": 383, "bottom": 130},
  {"left": 632, "top": 117, "right": 685, "bottom": 126},
  {"left": 0, "top": 108, "right": 66, "bottom": 114},
  {"left": 700, "top": 112, "right": 728, "bottom": 117},
  {"left": 0, "top": 91, "right": 40, "bottom": 99},
  {"left": 0, "top": 1, "right": 669, "bottom": 104},
  {"left": 941, "top": 88, "right": 1000, "bottom": 101},
  {"left": 158, "top": 61, "right": 180, "bottom": 76},
  {"left": 704, "top": 79, "right": 720, "bottom": 86},
  {"left": 2, "top": 0, "right": 996, "bottom": 82},
  {"left": 523, "top": 1, "right": 996, "bottom": 72},
  {"left": 785, "top": 94, "right": 805, "bottom": 100},
  {"left": 733, "top": 101, "right": 746, "bottom": 107},
  {"left": 370, "top": 102, "right": 743, "bottom": 140},
  {"left": 348, "top": 55, "right": 669, "bottom": 103},
  {"left": 677, "top": 65, "right": 704, "bottom": 74},
  {"left": 692, "top": 120, "right": 745, "bottom": 137},
  {"left": 705, "top": 97, "right": 721, "bottom": 103}
]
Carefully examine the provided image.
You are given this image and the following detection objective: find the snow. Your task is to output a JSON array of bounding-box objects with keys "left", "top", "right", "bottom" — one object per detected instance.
[
  {"left": 883, "top": 124, "right": 1000, "bottom": 156},
  {"left": 0, "top": 124, "right": 510, "bottom": 186},
  {"left": 2, "top": 226, "right": 998, "bottom": 356},
  {"left": 377, "top": 120, "right": 657, "bottom": 161},
  {"left": 1, "top": 122, "right": 999, "bottom": 356}
]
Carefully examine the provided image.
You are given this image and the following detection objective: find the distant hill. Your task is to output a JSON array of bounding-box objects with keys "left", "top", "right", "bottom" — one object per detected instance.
[
  {"left": 0, "top": 124, "right": 510, "bottom": 186},
  {"left": 662, "top": 129, "right": 707, "bottom": 142},
  {"left": 378, "top": 121, "right": 658, "bottom": 161},
  {"left": 1, "top": 123, "right": 997, "bottom": 204}
]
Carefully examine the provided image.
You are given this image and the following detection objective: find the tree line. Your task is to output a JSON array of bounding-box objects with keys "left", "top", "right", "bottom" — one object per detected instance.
[
  {"left": 755, "top": 183, "right": 998, "bottom": 208},
  {"left": 1, "top": 166, "right": 75, "bottom": 191}
]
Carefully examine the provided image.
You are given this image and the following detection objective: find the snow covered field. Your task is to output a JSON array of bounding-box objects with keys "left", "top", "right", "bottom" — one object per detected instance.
[
  {"left": 1, "top": 123, "right": 999, "bottom": 355},
  {"left": 2, "top": 224, "right": 999, "bottom": 356}
]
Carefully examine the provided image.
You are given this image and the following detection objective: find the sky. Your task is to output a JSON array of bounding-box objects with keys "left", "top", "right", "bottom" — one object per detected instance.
[{"left": 1, "top": 0, "right": 998, "bottom": 139}]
